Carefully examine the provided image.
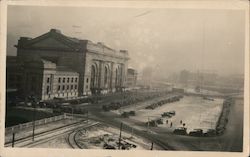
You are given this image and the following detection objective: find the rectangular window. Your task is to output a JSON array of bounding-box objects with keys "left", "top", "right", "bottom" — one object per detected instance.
[
  {"left": 71, "top": 78, "right": 74, "bottom": 83},
  {"left": 63, "top": 78, "right": 65, "bottom": 83},
  {"left": 62, "top": 85, "right": 65, "bottom": 90},
  {"left": 67, "top": 85, "right": 69, "bottom": 90},
  {"left": 47, "top": 77, "right": 50, "bottom": 83},
  {"left": 71, "top": 85, "right": 73, "bottom": 90},
  {"left": 67, "top": 78, "right": 70, "bottom": 83},
  {"left": 75, "top": 85, "right": 77, "bottom": 90},
  {"left": 75, "top": 78, "right": 78, "bottom": 82},
  {"left": 58, "top": 85, "right": 60, "bottom": 91},
  {"left": 58, "top": 78, "right": 61, "bottom": 83}
]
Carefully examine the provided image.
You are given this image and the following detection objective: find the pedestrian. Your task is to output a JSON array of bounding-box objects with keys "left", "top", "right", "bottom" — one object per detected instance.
[
  {"left": 170, "top": 122, "right": 173, "bottom": 127},
  {"left": 180, "top": 120, "right": 182, "bottom": 124},
  {"left": 183, "top": 123, "right": 185, "bottom": 127}
]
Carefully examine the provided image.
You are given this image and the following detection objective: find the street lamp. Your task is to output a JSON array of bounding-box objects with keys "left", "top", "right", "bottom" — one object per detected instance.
[
  {"left": 29, "top": 95, "right": 37, "bottom": 142},
  {"left": 118, "top": 122, "right": 123, "bottom": 149}
]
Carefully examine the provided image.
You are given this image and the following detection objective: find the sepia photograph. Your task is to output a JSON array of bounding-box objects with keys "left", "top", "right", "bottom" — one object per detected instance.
[{"left": 0, "top": 1, "right": 249, "bottom": 157}]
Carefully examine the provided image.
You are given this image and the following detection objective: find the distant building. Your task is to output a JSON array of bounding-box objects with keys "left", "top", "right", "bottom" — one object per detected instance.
[
  {"left": 141, "top": 67, "right": 153, "bottom": 88},
  {"left": 172, "top": 87, "right": 185, "bottom": 93},
  {"left": 179, "top": 70, "right": 189, "bottom": 86},
  {"left": 8, "top": 28, "right": 129, "bottom": 101},
  {"left": 178, "top": 70, "right": 218, "bottom": 87},
  {"left": 126, "top": 68, "right": 137, "bottom": 88}
]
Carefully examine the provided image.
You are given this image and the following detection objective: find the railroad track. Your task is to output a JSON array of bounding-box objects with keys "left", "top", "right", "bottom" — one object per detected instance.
[
  {"left": 67, "top": 122, "right": 103, "bottom": 149},
  {"left": 5, "top": 119, "right": 97, "bottom": 148}
]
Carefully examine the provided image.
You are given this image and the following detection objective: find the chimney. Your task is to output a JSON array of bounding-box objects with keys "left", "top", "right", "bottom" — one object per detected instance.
[{"left": 50, "top": 29, "right": 61, "bottom": 34}]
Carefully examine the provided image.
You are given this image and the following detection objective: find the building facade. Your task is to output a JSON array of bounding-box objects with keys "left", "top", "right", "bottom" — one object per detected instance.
[
  {"left": 11, "top": 29, "right": 129, "bottom": 100},
  {"left": 126, "top": 68, "right": 137, "bottom": 88}
]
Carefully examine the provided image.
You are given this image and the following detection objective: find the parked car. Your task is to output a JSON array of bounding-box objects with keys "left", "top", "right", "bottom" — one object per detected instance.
[
  {"left": 129, "top": 111, "right": 136, "bottom": 116},
  {"left": 189, "top": 129, "right": 203, "bottom": 137},
  {"left": 39, "top": 101, "right": 47, "bottom": 108},
  {"left": 161, "top": 112, "right": 172, "bottom": 118},
  {"left": 121, "top": 112, "right": 130, "bottom": 118},
  {"left": 173, "top": 127, "right": 187, "bottom": 135},
  {"left": 146, "top": 120, "right": 158, "bottom": 127},
  {"left": 168, "top": 111, "right": 176, "bottom": 115},
  {"left": 156, "top": 118, "right": 163, "bottom": 124}
]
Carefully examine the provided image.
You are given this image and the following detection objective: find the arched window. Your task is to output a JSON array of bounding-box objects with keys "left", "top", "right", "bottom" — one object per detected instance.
[
  {"left": 104, "top": 66, "right": 108, "bottom": 87},
  {"left": 115, "top": 68, "right": 118, "bottom": 86},
  {"left": 90, "top": 65, "right": 96, "bottom": 88}
]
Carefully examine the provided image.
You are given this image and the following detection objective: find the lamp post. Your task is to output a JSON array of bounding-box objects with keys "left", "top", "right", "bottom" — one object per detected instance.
[
  {"left": 71, "top": 107, "right": 74, "bottom": 120},
  {"left": 12, "top": 132, "right": 15, "bottom": 147},
  {"left": 118, "top": 122, "right": 123, "bottom": 149},
  {"left": 30, "top": 95, "right": 37, "bottom": 142}
]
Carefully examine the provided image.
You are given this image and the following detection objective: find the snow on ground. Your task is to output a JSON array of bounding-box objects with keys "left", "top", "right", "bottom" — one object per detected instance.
[
  {"left": 76, "top": 126, "right": 151, "bottom": 150},
  {"left": 121, "top": 96, "right": 223, "bottom": 133},
  {"left": 5, "top": 118, "right": 82, "bottom": 143},
  {"left": 33, "top": 135, "right": 71, "bottom": 148}
]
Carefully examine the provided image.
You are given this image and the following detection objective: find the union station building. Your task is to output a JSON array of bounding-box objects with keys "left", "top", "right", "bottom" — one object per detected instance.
[{"left": 7, "top": 29, "right": 130, "bottom": 101}]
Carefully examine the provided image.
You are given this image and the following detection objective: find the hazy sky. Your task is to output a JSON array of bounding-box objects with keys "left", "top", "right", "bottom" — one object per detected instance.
[{"left": 7, "top": 6, "right": 245, "bottom": 77}]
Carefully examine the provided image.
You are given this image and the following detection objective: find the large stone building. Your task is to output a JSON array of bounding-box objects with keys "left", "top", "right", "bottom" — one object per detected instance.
[{"left": 9, "top": 29, "right": 129, "bottom": 100}]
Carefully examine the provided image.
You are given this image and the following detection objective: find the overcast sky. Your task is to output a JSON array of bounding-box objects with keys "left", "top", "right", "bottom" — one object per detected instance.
[{"left": 7, "top": 6, "right": 245, "bottom": 77}]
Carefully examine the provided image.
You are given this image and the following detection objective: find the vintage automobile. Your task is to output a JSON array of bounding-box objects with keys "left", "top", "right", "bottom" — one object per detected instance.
[
  {"left": 161, "top": 112, "right": 172, "bottom": 118},
  {"left": 168, "top": 110, "right": 176, "bottom": 115},
  {"left": 173, "top": 127, "right": 187, "bottom": 135},
  {"left": 189, "top": 129, "right": 203, "bottom": 137},
  {"left": 156, "top": 118, "right": 163, "bottom": 124}
]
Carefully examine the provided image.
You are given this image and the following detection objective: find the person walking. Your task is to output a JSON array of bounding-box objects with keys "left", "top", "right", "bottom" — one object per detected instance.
[
  {"left": 170, "top": 122, "right": 173, "bottom": 128},
  {"left": 180, "top": 120, "right": 182, "bottom": 124}
]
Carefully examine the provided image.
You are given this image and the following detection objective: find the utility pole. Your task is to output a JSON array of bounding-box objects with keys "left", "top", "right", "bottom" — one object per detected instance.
[
  {"left": 87, "top": 110, "right": 89, "bottom": 123},
  {"left": 31, "top": 95, "right": 37, "bottom": 142},
  {"left": 118, "top": 122, "right": 123, "bottom": 149},
  {"left": 131, "top": 127, "right": 134, "bottom": 138},
  {"left": 147, "top": 117, "right": 150, "bottom": 133},
  {"left": 12, "top": 133, "right": 15, "bottom": 147},
  {"left": 150, "top": 142, "right": 154, "bottom": 150}
]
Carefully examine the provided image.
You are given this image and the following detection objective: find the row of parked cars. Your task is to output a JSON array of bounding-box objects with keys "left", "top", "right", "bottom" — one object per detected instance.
[
  {"left": 146, "top": 118, "right": 164, "bottom": 127},
  {"left": 145, "top": 95, "right": 183, "bottom": 110},
  {"left": 173, "top": 127, "right": 217, "bottom": 137},
  {"left": 53, "top": 105, "right": 88, "bottom": 114},
  {"left": 215, "top": 97, "right": 233, "bottom": 135},
  {"left": 102, "top": 91, "right": 172, "bottom": 111},
  {"left": 121, "top": 111, "right": 136, "bottom": 118}
]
